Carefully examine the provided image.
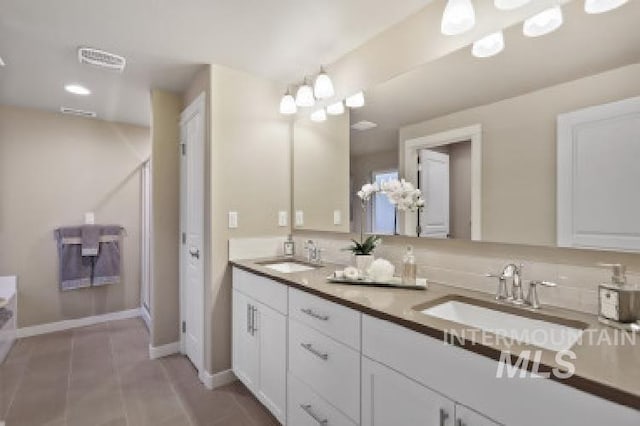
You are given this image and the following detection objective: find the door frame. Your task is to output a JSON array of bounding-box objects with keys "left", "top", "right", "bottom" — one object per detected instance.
[
  {"left": 403, "top": 124, "right": 482, "bottom": 240},
  {"left": 179, "top": 93, "right": 206, "bottom": 375}
]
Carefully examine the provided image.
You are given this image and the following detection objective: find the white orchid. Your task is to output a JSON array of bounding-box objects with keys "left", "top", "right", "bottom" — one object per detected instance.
[
  {"left": 379, "top": 178, "right": 425, "bottom": 212},
  {"left": 357, "top": 182, "right": 380, "bottom": 201}
]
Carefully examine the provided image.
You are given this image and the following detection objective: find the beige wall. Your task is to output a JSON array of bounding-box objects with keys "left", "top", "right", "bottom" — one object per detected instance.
[
  {"left": 294, "top": 112, "right": 350, "bottom": 233},
  {"left": 150, "top": 90, "right": 182, "bottom": 346},
  {"left": 0, "top": 105, "right": 149, "bottom": 327},
  {"left": 400, "top": 63, "right": 640, "bottom": 246}
]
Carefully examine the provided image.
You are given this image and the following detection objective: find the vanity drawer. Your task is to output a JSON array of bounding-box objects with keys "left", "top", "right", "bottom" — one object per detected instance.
[
  {"left": 232, "top": 267, "right": 287, "bottom": 314},
  {"left": 288, "top": 373, "right": 357, "bottom": 426},
  {"left": 289, "top": 318, "right": 360, "bottom": 422},
  {"left": 289, "top": 287, "right": 361, "bottom": 349}
]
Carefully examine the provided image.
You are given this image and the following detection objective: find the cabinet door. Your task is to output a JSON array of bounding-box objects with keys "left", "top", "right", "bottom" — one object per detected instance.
[
  {"left": 232, "top": 289, "right": 259, "bottom": 392},
  {"left": 362, "top": 356, "right": 455, "bottom": 426},
  {"left": 455, "top": 405, "right": 501, "bottom": 426},
  {"left": 256, "top": 302, "right": 287, "bottom": 424}
]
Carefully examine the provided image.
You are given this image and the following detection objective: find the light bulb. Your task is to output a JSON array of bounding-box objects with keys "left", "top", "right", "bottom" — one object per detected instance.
[
  {"left": 494, "top": 0, "right": 531, "bottom": 10},
  {"left": 472, "top": 31, "right": 505, "bottom": 58},
  {"left": 310, "top": 108, "right": 327, "bottom": 122},
  {"left": 441, "top": 0, "right": 476, "bottom": 36},
  {"left": 279, "top": 90, "right": 297, "bottom": 115},
  {"left": 295, "top": 81, "right": 315, "bottom": 107},
  {"left": 64, "top": 84, "right": 91, "bottom": 95},
  {"left": 345, "top": 92, "right": 365, "bottom": 108},
  {"left": 313, "top": 68, "right": 334, "bottom": 99},
  {"left": 523, "top": 6, "right": 563, "bottom": 37},
  {"left": 326, "top": 101, "right": 345, "bottom": 115},
  {"left": 584, "top": 0, "right": 628, "bottom": 14}
]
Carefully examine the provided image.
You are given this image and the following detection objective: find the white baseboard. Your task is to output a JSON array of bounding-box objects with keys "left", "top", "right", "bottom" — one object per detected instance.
[
  {"left": 17, "top": 308, "right": 141, "bottom": 338},
  {"left": 199, "top": 368, "right": 237, "bottom": 390},
  {"left": 148, "top": 341, "right": 180, "bottom": 360}
]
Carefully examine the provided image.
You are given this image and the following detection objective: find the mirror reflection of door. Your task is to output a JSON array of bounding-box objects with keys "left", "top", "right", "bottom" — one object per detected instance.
[{"left": 371, "top": 170, "right": 399, "bottom": 235}]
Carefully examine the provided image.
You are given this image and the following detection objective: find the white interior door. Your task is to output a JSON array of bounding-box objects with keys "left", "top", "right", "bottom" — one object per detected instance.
[
  {"left": 419, "top": 149, "right": 450, "bottom": 238},
  {"left": 180, "top": 94, "right": 205, "bottom": 373}
]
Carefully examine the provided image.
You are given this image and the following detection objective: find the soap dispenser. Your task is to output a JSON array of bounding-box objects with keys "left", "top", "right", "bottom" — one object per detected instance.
[
  {"left": 598, "top": 263, "right": 640, "bottom": 331},
  {"left": 283, "top": 234, "right": 295, "bottom": 258},
  {"left": 402, "top": 246, "right": 417, "bottom": 286}
]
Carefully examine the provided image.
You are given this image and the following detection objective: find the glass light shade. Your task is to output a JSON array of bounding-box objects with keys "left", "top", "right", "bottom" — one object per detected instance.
[
  {"left": 279, "top": 92, "right": 297, "bottom": 115},
  {"left": 345, "top": 92, "right": 365, "bottom": 108},
  {"left": 494, "top": 0, "right": 531, "bottom": 10},
  {"left": 310, "top": 108, "right": 327, "bottom": 122},
  {"left": 64, "top": 84, "right": 91, "bottom": 95},
  {"left": 472, "top": 31, "right": 505, "bottom": 58},
  {"left": 314, "top": 71, "right": 334, "bottom": 99},
  {"left": 441, "top": 0, "right": 476, "bottom": 36},
  {"left": 326, "top": 101, "right": 345, "bottom": 115},
  {"left": 295, "top": 83, "right": 315, "bottom": 107},
  {"left": 523, "top": 6, "right": 563, "bottom": 37},
  {"left": 584, "top": 0, "right": 628, "bottom": 14}
]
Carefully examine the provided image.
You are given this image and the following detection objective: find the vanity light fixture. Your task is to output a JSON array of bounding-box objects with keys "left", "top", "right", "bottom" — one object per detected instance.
[
  {"left": 523, "top": 6, "right": 563, "bottom": 37},
  {"left": 494, "top": 0, "right": 531, "bottom": 10},
  {"left": 295, "top": 79, "right": 315, "bottom": 107},
  {"left": 584, "top": 0, "right": 628, "bottom": 14},
  {"left": 64, "top": 83, "right": 91, "bottom": 96},
  {"left": 310, "top": 108, "right": 327, "bottom": 122},
  {"left": 472, "top": 31, "right": 505, "bottom": 58},
  {"left": 345, "top": 91, "right": 365, "bottom": 108},
  {"left": 326, "top": 101, "right": 345, "bottom": 115},
  {"left": 279, "top": 89, "right": 297, "bottom": 115},
  {"left": 313, "top": 67, "right": 334, "bottom": 100},
  {"left": 441, "top": 0, "right": 476, "bottom": 36}
]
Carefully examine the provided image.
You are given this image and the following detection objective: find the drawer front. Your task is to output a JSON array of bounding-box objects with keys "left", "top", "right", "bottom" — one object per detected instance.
[
  {"left": 289, "top": 319, "right": 360, "bottom": 422},
  {"left": 232, "top": 267, "right": 287, "bottom": 314},
  {"left": 289, "top": 288, "right": 361, "bottom": 350},
  {"left": 288, "top": 373, "right": 357, "bottom": 426}
]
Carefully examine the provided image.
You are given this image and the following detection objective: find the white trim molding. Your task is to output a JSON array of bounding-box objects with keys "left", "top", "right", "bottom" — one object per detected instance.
[
  {"left": 17, "top": 308, "right": 141, "bottom": 338},
  {"left": 403, "top": 124, "right": 482, "bottom": 240},
  {"left": 199, "top": 369, "right": 237, "bottom": 390},
  {"left": 149, "top": 341, "right": 180, "bottom": 360}
]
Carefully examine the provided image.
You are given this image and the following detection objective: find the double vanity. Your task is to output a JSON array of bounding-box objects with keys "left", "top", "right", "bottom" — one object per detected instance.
[{"left": 231, "top": 258, "right": 639, "bottom": 426}]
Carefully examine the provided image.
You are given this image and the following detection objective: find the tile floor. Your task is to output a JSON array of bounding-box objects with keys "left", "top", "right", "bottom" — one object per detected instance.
[{"left": 0, "top": 318, "right": 279, "bottom": 426}]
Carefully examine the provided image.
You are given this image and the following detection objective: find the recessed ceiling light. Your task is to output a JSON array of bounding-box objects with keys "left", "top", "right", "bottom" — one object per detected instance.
[
  {"left": 351, "top": 120, "right": 378, "bottom": 131},
  {"left": 64, "top": 84, "right": 91, "bottom": 96},
  {"left": 0, "top": 56, "right": 5, "bottom": 67}
]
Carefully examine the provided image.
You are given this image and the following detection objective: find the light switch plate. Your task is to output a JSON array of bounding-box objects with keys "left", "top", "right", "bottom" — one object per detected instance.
[
  {"left": 228, "top": 211, "right": 238, "bottom": 229},
  {"left": 84, "top": 212, "right": 95, "bottom": 225},
  {"left": 278, "top": 211, "right": 288, "bottom": 227},
  {"left": 295, "top": 210, "right": 304, "bottom": 227},
  {"left": 333, "top": 210, "right": 342, "bottom": 225}
]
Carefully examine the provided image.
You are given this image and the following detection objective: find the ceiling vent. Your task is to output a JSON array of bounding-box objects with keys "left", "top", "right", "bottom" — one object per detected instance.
[
  {"left": 60, "top": 107, "right": 97, "bottom": 118},
  {"left": 351, "top": 120, "right": 378, "bottom": 131},
  {"left": 78, "top": 47, "right": 126, "bottom": 72}
]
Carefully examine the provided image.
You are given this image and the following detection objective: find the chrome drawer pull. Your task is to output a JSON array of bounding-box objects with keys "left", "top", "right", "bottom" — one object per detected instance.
[
  {"left": 301, "top": 308, "right": 329, "bottom": 321},
  {"left": 300, "top": 404, "right": 328, "bottom": 425},
  {"left": 301, "top": 343, "right": 329, "bottom": 360},
  {"left": 439, "top": 408, "right": 449, "bottom": 426}
]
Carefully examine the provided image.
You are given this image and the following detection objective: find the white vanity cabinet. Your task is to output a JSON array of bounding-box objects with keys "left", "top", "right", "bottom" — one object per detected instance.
[
  {"left": 455, "top": 404, "right": 502, "bottom": 426},
  {"left": 232, "top": 268, "right": 287, "bottom": 424}
]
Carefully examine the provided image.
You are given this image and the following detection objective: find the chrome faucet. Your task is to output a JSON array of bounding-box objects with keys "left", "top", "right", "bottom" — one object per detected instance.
[
  {"left": 488, "top": 263, "right": 557, "bottom": 310},
  {"left": 304, "top": 240, "right": 322, "bottom": 264},
  {"left": 503, "top": 263, "right": 525, "bottom": 304}
]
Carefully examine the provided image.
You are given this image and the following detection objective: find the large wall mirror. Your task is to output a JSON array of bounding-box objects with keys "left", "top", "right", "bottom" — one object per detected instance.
[{"left": 293, "top": 0, "right": 640, "bottom": 251}]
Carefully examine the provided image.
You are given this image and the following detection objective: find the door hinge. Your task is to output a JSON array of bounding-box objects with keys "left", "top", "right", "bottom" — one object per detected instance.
[
  {"left": 182, "top": 232, "right": 186, "bottom": 244},
  {"left": 182, "top": 321, "right": 186, "bottom": 333},
  {"left": 181, "top": 143, "right": 186, "bottom": 156}
]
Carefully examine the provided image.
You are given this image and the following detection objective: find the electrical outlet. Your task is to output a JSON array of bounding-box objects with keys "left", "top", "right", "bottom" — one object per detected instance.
[
  {"left": 295, "top": 210, "right": 304, "bottom": 227},
  {"left": 228, "top": 211, "right": 238, "bottom": 229},
  {"left": 278, "top": 211, "right": 288, "bottom": 227},
  {"left": 333, "top": 210, "right": 342, "bottom": 225}
]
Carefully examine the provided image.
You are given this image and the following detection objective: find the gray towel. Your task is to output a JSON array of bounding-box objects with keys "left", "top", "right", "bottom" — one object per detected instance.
[
  {"left": 81, "top": 225, "right": 101, "bottom": 256},
  {"left": 93, "top": 240, "right": 121, "bottom": 286},
  {"left": 54, "top": 227, "right": 92, "bottom": 291},
  {"left": 0, "top": 308, "right": 13, "bottom": 329}
]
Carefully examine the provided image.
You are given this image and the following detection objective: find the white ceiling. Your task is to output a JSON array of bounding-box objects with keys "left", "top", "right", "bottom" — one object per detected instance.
[
  {"left": 350, "top": 0, "right": 640, "bottom": 156},
  {"left": 0, "top": 0, "right": 432, "bottom": 126}
]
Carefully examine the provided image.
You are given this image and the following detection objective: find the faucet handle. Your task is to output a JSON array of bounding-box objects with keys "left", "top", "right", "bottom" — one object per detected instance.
[
  {"left": 486, "top": 273, "right": 509, "bottom": 300},
  {"left": 527, "top": 280, "right": 557, "bottom": 309}
]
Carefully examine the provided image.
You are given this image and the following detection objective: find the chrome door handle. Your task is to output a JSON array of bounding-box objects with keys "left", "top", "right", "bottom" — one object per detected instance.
[
  {"left": 189, "top": 247, "right": 200, "bottom": 259},
  {"left": 300, "top": 404, "right": 328, "bottom": 425},
  {"left": 301, "top": 308, "right": 329, "bottom": 321},
  {"left": 251, "top": 306, "right": 257, "bottom": 335},
  {"left": 439, "top": 408, "right": 449, "bottom": 426},
  {"left": 247, "top": 304, "right": 252, "bottom": 334},
  {"left": 301, "top": 343, "right": 328, "bottom": 361}
]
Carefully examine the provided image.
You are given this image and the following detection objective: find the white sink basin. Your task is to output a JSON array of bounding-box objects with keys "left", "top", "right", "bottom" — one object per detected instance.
[
  {"left": 420, "top": 299, "right": 585, "bottom": 352},
  {"left": 261, "top": 262, "right": 317, "bottom": 274}
]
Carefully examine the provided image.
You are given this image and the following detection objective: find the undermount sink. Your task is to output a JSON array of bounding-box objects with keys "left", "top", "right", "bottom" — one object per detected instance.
[
  {"left": 416, "top": 296, "right": 587, "bottom": 352},
  {"left": 258, "top": 260, "right": 318, "bottom": 274}
]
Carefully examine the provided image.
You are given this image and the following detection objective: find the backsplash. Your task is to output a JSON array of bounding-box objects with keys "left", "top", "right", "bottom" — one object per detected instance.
[{"left": 293, "top": 231, "right": 640, "bottom": 315}]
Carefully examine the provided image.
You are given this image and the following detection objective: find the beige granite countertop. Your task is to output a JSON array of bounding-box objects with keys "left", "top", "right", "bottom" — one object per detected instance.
[{"left": 231, "top": 257, "right": 640, "bottom": 410}]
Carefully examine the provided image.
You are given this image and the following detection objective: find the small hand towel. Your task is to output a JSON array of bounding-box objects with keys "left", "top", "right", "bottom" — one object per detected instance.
[
  {"left": 93, "top": 240, "right": 121, "bottom": 286},
  {"left": 81, "top": 225, "right": 101, "bottom": 257},
  {"left": 54, "top": 227, "right": 92, "bottom": 291}
]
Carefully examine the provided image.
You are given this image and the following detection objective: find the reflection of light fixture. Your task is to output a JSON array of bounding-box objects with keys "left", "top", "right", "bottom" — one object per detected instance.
[
  {"left": 327, "top": 101, "right": 345, "bottom": 115},
  {"left": 472, "top": 31, "right": 505, "bottom": 58},
  {"left": 523, "top": 6, "right": 563, "bottom": 37},
  {"left": 345, "top": 92, "right": 365, "bottom": 108},
  {"left": 295, "top": 79, "right": 315, "bottom": 107},
  {"left": 494, "top": 0, "right": 531, "bottom": 10},
  {"left": 441, "top": 0, "right": 476, "bottom": 36},
  {"left": 64, "top": 84, "right": 91, "bottom": 95},
  {"left": 313, "top": 67, "right": 334, "bottom": 100},
  {"left": 279, "top": 89, "right": 297, "bottom": 115},
  {"left": 584, "top": 0, "right": 628, "bottom": 14},
  {"left": 310, "top": 108, "right": 327, "bottom": 122}
]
